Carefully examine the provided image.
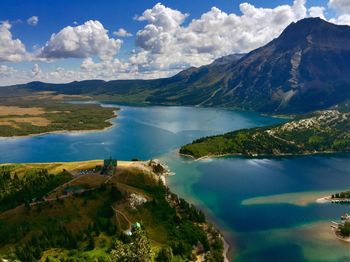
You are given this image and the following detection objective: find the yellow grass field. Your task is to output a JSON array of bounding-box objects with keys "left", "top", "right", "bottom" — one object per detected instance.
[
  {"left": 0, "top": 117, "right": 51, "bottom": 128},
  {"left": 0, "top": 160, "right": 151, "bottom": 177},
  {"left": 0, "top": 106, "right": 46, "bottom": 116}
]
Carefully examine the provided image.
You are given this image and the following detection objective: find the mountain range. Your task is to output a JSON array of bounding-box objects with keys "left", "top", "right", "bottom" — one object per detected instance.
[{"left": 4, "top": 17, "right": 350, "bottom": 114}]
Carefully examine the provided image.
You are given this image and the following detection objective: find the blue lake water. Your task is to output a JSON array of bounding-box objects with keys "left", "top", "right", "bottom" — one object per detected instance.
[{"left": 0, "top": 104, "right": 349, "bottom": 261}]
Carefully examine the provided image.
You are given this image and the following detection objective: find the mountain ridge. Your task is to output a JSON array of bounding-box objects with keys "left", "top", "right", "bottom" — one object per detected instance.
[{"left": 2, "top": 17, "right": 350, "bottom": 114}]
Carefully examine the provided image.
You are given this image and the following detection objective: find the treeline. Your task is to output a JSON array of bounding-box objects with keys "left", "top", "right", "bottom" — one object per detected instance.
[
  {"left": 0, "top": 167, "right": 72, "bottom": 211},
  {"left": 1, "top": 185, "right": 124, "bottom": 262},
  {"left": 339, "top": 222, "right": 350, "bottom": 237},
  {"left": 332, "top": 191, "right": 350, "bottom": 199}
]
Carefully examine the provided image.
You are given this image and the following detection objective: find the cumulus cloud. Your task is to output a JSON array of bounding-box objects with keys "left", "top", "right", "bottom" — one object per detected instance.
[
  {"left": 131, "top": 1, "right": 308, "bottom": 73},
  {"left": 38, "top": 20, "right": 122, "bottom": 61},
  {"left": 27, "top": 16, "right": 39, "bottom": 26},
  {"left": 113, "top": 28, "right": 132, "bottom": 37},
  {"left": 31, "top": 63, "right": 42, "bottom": 77},
  {"left": 328, "top": 0, "right": 350, "bottom": 14},
  {"left": 330, "top": 14, "right": 350, "bottom": 25},
  {"left": 0, "top": 21, "right": 27, "bottom": 62},
  {"left": 309, "top": 6, "right": 326, "bottom": 19},
  {"left": 3, "top": 0, "right": 350, "bottom": 86},
  {"left": 0, "top": 65, "right": 16, "bottom": 78}
]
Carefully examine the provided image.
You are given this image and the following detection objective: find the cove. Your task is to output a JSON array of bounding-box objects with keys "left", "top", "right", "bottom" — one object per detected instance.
[{"left": 0, "top": 104, "right": 349, "bottom": 261}]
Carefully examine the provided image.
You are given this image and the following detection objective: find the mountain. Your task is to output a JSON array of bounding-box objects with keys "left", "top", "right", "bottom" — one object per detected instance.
[
  {"left": 205, "top": 17, "right": 350, "bottom": 113},
  {"left": 4, "top": 18, "right": 350, "bottom": 113},
  {"left": 10, "top": 52, "right": 244, "bottom": 104},
  {"left": 179, "top": 110, "right": 350, "bottom": 158}
]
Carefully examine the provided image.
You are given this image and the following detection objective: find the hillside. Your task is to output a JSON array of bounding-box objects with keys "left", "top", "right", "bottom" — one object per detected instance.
[
  {"left": 3, "top": 18, "right": 350, "bottom": 114},
  {"left": 179, "top": 110, "right": 350, "bottom": 158},
  {"left": 0, "top": 160, "right": 224, "bottom": 262}
]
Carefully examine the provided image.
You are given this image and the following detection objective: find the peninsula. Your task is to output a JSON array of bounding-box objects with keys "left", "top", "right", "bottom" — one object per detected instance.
[
  {"left": 0, "top": 159, "right": 225, "bottom": 262},
  {"left": 180, "top": 110, "right": 350, "bottom": 159},
  {"left": 0, "top": 91, "right": 116, "bottom": 137}
]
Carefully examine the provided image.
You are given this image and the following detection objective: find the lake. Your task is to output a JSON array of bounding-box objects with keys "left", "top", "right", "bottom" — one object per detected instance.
[{"left": 0, "top": 104, "right": 349, "bottom": 261}]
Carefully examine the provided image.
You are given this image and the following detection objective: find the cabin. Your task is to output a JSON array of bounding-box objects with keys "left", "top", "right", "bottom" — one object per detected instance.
[{"left": 101, "top": 157, "right": 118, "bottom": 175}]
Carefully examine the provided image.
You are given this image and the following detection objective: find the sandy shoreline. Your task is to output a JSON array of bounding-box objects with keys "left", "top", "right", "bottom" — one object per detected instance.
[
  {"left": 316, "top": 195, "right": 332, "bottom": 203},
  {"left": 222, "top": 234, "right": 232, "bottom": 262},
  {"left": 179, "top": 150, "right": 350, "bottom": 161}
]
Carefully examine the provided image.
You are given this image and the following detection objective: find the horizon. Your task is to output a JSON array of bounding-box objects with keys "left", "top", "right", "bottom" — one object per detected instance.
[
  {"left": 0, "top": 0, "right": 349, "bottom": 86},
  {"left": 3, "top": 16, "right": 341, "bottom": 87}
]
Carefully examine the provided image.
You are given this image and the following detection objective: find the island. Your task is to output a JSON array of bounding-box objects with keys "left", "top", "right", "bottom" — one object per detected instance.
[
  {"left": 0, "top": 159, "right": 225, "bottom": 262},
  {"left": 331, "top": 213, "right": 350, "bottom": 243},
  {"left": 180, "top": 110, "right": 350, "bottom": 159}
]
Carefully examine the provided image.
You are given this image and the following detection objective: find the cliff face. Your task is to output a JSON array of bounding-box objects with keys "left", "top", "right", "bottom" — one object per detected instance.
[{"left": 190, "top": 18, "right": 350, "bottom": 113}]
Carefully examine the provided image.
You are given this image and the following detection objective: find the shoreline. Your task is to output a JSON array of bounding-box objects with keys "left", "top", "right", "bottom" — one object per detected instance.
[
  {"left": 178, "top": 152, "right": 235, "bottom": 161},
  {"left": 316, "top": 195, "right": 332, "bottom": 203},
  {"left": 179, "top": 150, "right": 350, "bottom": 161},
  {"left": 317, "top": 195, "right": 350, "bottom": 204},
  {"left": 164, "top": 161, "right": 233, "bottom": 261},
  {"left": 222, "top": 235, "right": 231, "bottom": 262}
]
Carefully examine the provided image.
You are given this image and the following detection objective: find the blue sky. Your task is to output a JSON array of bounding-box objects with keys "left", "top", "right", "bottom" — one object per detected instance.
[
  {"left": 1, "top": 0, "right": 330, "bottom": 52},
  {"left": 0, "top": 0, "right": 347, "bottom": 85}
]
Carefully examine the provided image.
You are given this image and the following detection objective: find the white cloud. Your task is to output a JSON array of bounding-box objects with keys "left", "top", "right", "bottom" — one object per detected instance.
[
  {"left": 308, "top": 6, "right": 326, "bottom": 19},
  {"left": 113, "top": 28, "right": 132, "bottom": 37},
  {"left": 0, "top": 21, "right": 27, "bottom": 62},
  {"left": 330, "top": 14, "right": 350, "bottom": 25},
  {"left": 328, "top": 0, "right": 350, "bottom": 14},
  {"left": 27, "top": 16, "right": 39, "bottom": 26},
  {"left": 0, "top": 65, "right": 16, "bottom": 78},
  {"left": 131, "top": 1, "right": 308, "bottom": 73},
  {"left": 3, "top": 0, "right": 350, "bottom": 86},
  {"left": 31, "top": 63, "right": 42, "bottom": 77},
  {"left": 38, "top": 20, "right": 122, "bottom": 61}
]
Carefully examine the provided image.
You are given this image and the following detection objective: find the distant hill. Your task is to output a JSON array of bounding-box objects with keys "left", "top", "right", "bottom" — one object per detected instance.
[
  {"left": 4, "top": 18, "right": 350, "bottom": 114},
  {"left": 179, "top": 110, "right": 350, "bottom": 158}
]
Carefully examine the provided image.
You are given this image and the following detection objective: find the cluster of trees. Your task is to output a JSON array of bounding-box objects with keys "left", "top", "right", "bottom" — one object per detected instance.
[
  {"left": 332, "top": 191, "right": 350, "bottom": 199},
  {"left": 0, "top": 184, "right": 124, "bottom": 261},
  {"left": 0, "top": 167, "right": 72, "bottom": 211},
  {"left": 15, "top": 224, "right": 79, "bottom": 262},
  {"left": 339, "top": 222, "right": 350, "bottom": 237},
  {"left": 111, "top": 227, "right": 153, "bottom": 262},
  {"left": 137, "top": 184, "right": 223, "bottom": 261}
]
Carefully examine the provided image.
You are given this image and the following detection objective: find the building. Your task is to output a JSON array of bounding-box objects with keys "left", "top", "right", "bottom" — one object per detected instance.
[{"left": 102, "top": 157, "right": 118, "bottom": 175}]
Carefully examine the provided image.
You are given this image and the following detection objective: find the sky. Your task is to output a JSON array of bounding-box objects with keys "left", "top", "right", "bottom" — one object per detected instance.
[{"left": 0, "top": 0, "right": 349, "bottom": 85}]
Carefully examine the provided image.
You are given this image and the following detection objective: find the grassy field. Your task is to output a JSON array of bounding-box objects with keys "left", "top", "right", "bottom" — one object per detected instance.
[{"left": 0, "top": 160, "right": 224, "bottom": 262}]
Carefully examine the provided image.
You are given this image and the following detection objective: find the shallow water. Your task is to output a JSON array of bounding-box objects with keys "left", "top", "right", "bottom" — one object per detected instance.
[{"left": 0, "top": 104, "right": 349, "bottom": 261}]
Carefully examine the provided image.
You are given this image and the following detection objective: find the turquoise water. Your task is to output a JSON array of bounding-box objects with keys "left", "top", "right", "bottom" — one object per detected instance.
[{"left": 0, "top": 104, "right": 349, "bottom": 261}]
